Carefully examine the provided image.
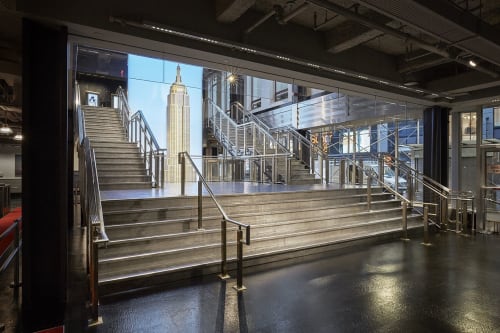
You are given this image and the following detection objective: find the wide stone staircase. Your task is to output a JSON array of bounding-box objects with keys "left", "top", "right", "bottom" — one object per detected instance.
[
  {"left": 98, "top": 187, "right": 421, "bottom": 295},
  {"left": 82, "top": 105, "right": 151, "bottom": 190}
]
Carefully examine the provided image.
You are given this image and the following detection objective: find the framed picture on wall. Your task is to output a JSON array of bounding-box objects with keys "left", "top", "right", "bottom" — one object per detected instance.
[{"left": 86, "top": 91, "right": 99, "bottom": 106}]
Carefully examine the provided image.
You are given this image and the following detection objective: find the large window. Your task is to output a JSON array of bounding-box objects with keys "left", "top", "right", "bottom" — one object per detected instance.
[
  {"left": 274, "top": 81, "right": 288, "bottom": 101},
  {"left": 251, "top": 77, "right": 262, "bottom": 109}
]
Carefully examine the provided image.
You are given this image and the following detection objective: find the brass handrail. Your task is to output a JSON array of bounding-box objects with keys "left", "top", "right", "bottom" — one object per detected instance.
[
  {"left": 75, "top": 81, "right": 108, "bottom": 325},
  {"left": 179, "top": 151, "right": 250, "bottom": 291}
]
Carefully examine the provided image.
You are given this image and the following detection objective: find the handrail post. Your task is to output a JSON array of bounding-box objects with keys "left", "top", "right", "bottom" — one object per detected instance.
[
  {"left": 11, "top": 220, "right": 21, "bottom": 289},
  {"left": 441, "top": 193, "right": 448, "bottom": 229},
  {"left": 340, "top": 159, "right": 345, "bottom": 186},
  {"left": 180, "top": 153, "right": 186, "bottom": 196},
  {"left": 88, "top": 235, "right": 102, "bottom": 326},
  {"left": 401, "top": 201, "right": 409, "bottom": 240},
  {"left": 367, "top": 174, "right": 372, "bottom": 211},
  {"left": 219, "top": 218, "right": 230, "bottom": 279},
  {"left": 423, "top": 206, "right": 431, "bottom": 245},
  {"left": 462, "top": 199, "right": 468, "bottom": 234},
  {"left": 324, "top": 157, "right": 329, "bottom": 184},
  {"left": 198, "top": 180, "right": 203, "bottom": 230},
  {"left": 233, "top": 227, "right": 247, "bottom": 292}
]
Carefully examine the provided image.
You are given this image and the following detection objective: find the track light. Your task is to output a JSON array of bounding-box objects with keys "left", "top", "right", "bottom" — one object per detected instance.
[
  {"left": 13, "top": 134, "right": 22, "bottom": 141},
  {"left": 469, "top": 60, "right": 477, "bottom": 67},
  {"left": 0, "top": 124, "right": 13, "bottom": 135}
]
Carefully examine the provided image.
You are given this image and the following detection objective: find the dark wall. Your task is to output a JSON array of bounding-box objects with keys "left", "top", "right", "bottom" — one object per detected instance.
[
  {"left": 22, "top": 19, "right": 69, "bottom": 331},
  {"left": 77, "top": 74, "right": 126, "bottom": 107}
]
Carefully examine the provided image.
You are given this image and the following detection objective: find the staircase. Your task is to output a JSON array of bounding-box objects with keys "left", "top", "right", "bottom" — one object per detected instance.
[
  {"left": 82, "top": 105, "right": 151, "bottom": 190},
  {"left": 208, "top": 100, "right": 320, "bottom": 184},
  {"left": 98, "top": 187, "right": 421, "bottom": 295}
]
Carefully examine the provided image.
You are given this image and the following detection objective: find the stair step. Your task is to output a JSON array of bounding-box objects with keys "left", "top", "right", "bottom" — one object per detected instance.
[{"left": 100, "top": 182, "right": 153, "bottom": 190}]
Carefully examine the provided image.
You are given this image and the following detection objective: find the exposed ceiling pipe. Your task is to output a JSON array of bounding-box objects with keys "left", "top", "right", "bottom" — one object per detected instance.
[
  {"left": 245, "top": 8, "right": 277, "bottom": 34},
  {"left": 307, "top": 0, "right": 498, "bottom": 78}
]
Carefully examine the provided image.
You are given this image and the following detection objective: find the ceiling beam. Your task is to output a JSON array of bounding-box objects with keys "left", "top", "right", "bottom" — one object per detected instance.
[
  {"left": 398, "top": 54, "right": 453, "bottom": 74},
  {"left": 216, "top": 0, "right": 255, "bottom": 23},
  {"left": 326, "top": 21, "right": 383, "bottom": 54},
  {"left": 308, "top": 0, "right": 498, "bottom": 78},
  {"left": 426, "top": 70, "right": 500, "bottom": 94}
]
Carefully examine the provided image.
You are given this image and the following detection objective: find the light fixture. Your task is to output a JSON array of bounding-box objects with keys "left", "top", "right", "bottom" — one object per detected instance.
[
  {"left": 111, "top": 16, "right": 452, "bottom": 101},
  {"left": 0, "top": 124, "right": 12, "bottom": 135},
  {"left": 227, "top": 73, "right": 236, "bottom": 83},
  {"left": 13, "top": 133, "right": 22, "bottom": 141},
  {"left": 469, "top": 60, "right": 477, "bottom": 67}
]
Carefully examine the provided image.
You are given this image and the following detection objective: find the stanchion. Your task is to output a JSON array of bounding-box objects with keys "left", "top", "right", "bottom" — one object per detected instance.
[
  {"left": 462, "top": 200, "right": 468, "bottom": 234},
  {"left": 233, "top": 228, "right": 247, "bottom": 292},
  {"left": 401, "top": 202, "right": 410, "bottom": 241},
  {"left": 367, "top": 175, "right": 372, "bottom": 211},
  {"left": 422, "top": 206, "right": 431, "bottom": 246},
  {"left": 219, "top": 219, "right": 230, "bottom": 280},
  {"left": 197, "top": 180, "right": 203, "bottom": 230}
]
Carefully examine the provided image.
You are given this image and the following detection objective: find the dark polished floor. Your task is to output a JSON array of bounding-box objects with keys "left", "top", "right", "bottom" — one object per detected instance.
[
  {"left": 2, "top": 190, "right": 500, "bottom": 332},
  {"left": 80, "top": 231, "right": 499, "bottom": 333}
]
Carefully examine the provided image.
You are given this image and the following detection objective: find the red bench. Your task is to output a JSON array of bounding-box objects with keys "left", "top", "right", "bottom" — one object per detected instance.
[{"left": 0, "top": 207, "right": 22, "bottom": 255}]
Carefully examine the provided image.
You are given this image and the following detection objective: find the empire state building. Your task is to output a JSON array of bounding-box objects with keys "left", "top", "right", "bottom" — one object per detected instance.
[{"left": 166, "top": 65, "right": 191, "bottom": 182}]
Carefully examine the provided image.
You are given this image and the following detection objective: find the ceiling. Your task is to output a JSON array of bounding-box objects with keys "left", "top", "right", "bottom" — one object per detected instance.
[
  {"left": 213, "top": 0, "right": 500, "bottom": 104},
  {"left": 3, "top": 0, "right": 500, "bottom": 120}
]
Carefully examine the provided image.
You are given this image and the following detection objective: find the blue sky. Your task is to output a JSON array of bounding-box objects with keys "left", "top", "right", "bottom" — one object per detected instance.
[{"left": 128, "top": 54, "right": 203, "bottom": 156}]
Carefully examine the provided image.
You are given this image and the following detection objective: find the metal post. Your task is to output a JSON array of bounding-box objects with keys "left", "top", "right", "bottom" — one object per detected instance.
[
  {"left": 148, "top": 142, "right": 153, "bottom": 177},
  {"left": 260, "top": 158, "right": 264, "bottom": 183},
  {"left": 13, "top": 221, "right": 20, "bottom": 288},
  {"left": 340, "top": 159, "right": 345, "bottom": 186},
  {"left": 325, "top": 157, "right": 329, "bottom": 184},
  {"left": 441, "top": 194, "right": 448, "bottom": 229},
  {"left": 180, "top": 153, "right": 185, "bottom": 196},
  {"left": 456, "top": 199, "right": 461, "bottom": 233},
  {"left": 198, "top": 180, "right": 203, "bottom": 230},
  {"left": 88, "top": 237, "right": 103, "bottom": 326},
  {"left": 394, "top": 121, "right": 399, "bottom": 193},
  {"left": 141, "top": 128, "right": 146, "bottom": 164},
  {"left": 462, "top": 200, "right": 468, "bottom": 234},
  {"left": 233, "top": 228, "right": 247, "bottom": 292},
  {"left": 401, "top": 201, "right": 409, "bottom": 240},
  {"left": 367, "top": 174, "right": 372, "bottom": 211},
  {"left": 379, "top": 155, "right": 385, "bottom": 183},
  {"left": 219, "top": 219, "right": 230, "bottom": 279},
  {"left": 423, "top": 206, "right": 431, "bottom": 245}
]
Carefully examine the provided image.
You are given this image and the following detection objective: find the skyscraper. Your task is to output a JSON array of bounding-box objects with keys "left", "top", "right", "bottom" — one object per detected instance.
[{"left": 166, "top": 65, "right": 191, "bottom": 182}]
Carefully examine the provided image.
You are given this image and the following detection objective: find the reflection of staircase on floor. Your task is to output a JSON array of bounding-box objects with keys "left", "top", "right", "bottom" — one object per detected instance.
[
  {"left": 82, "top": 106, "right": 151, "bottom": 190},
  {"left": 98, "top": 187, "right": 420, "bottom": 295}
]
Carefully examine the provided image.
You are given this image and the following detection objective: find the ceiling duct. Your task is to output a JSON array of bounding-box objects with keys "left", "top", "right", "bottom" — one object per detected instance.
[{"left": 354, "top": 0, "right": 500, "bottom": 68}]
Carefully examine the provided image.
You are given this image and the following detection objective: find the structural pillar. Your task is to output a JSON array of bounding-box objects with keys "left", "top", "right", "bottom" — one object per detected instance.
[
  {"left": 22, "top": 19, "right": 69, "bottom": 332},
  {"left": 423, "top": 106, "right": 449, "bottom": 203}
]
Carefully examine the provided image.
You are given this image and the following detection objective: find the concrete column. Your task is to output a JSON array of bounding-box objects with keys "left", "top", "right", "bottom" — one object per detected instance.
[
  {"left": 423, "top": 106, "right": 450, "bottom": 203},
  {"left": 22, "top": 19, "right": 69, "bottom": 331}
]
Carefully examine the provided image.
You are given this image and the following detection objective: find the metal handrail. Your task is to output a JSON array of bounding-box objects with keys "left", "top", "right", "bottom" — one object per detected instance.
[
  {"left": 272, "top": 125, "right": 329, "bottom": 182},
  {"left": 230, "top": 101, "right": 329, "bottom": 183},
  {"left": 0, "top": 218, "right": 21, "bottom": 288},
  {"left": 129, "top": 110, "right": 166, "bottom": 187},
  {"left": 116, "top": 87, "right": 165, "bottom": 188},
  {"left": 208, "top": 99, "right": 292, "bottom": 184},
  {"left": 231, "top": 101, "right": 271, "bottom": 132},
  {"left": 116, "top": 86, "right": 131, "bottom": 136},
  {"left": 179, "top": 151, "right": 250, "bottom": 291},
  {"left": 75, "top": 81, "right": 108, "bottom": 324}
]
